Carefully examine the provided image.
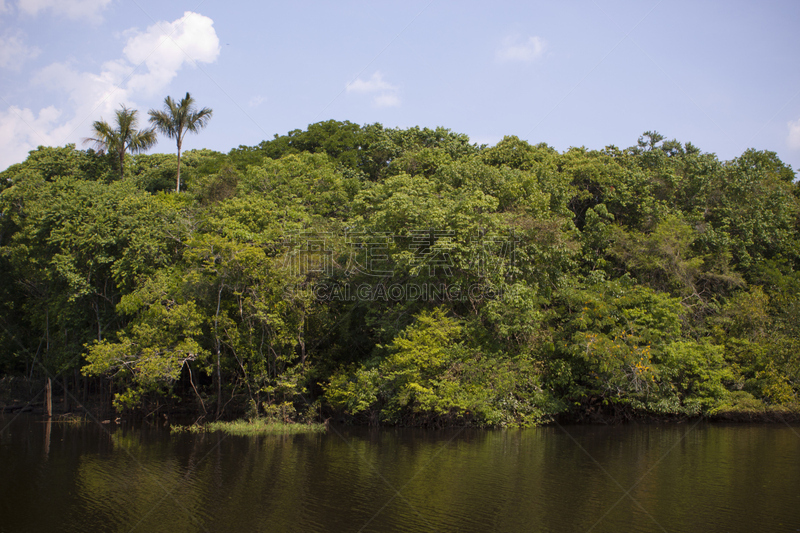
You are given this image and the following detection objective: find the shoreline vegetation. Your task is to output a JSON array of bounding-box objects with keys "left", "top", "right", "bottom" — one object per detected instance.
[
  {"left": 2, "top": 121, "right": 800, "bottom": 428},
  {"left": 170, "top": 418, "right": 327, "bottom": 436},
  {"left": 2, "top": 377, "right": 799, "bottom": 426}
]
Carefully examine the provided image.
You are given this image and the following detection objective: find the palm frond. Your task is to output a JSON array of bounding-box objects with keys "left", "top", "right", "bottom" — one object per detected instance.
[
  {"left": 148, "top": 92, "right": 213, "bottom": 192},
  {"left": 82, "top": 104, "right": 157, "bottom": 178}
]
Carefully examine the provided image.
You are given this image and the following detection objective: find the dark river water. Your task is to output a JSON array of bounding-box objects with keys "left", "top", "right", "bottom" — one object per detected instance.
[{"left": 1, "top": 414, "right": 799, "bottom": 532}]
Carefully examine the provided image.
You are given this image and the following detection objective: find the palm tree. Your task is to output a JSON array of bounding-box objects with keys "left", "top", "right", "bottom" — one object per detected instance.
[
  {"left": 148, "top": 92, "right": 213, "bottom": 192},
  {"left": 83, "top": 105, "right": 157, "bottom": 180}
]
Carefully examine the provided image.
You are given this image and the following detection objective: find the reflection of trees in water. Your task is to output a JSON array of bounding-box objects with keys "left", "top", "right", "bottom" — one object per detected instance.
[{"left": 3, "top": 419, "right": 800, "bottom": 532}]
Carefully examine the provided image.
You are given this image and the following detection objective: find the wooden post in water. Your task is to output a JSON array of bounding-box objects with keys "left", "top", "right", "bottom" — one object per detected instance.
[
  {"left": 45, "top": 378, "right": 52, "bottom": 418},
  {"left": 43, "top": 416, "right": 51, "bottom": 459}
]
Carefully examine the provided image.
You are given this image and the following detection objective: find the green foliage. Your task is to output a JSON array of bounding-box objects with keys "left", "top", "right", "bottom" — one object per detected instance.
[
  {"left": 325, "top": 366, "right": 381, "bottom": 417},
  {"left": 0, "top": 145, "right": 115, "bottom": 188},
  {"left": 0, "top": 173, "right": 184, "bottom": 378},
  {"left": 325, "top": 309, "right": 560, "bottom": 426},
  {"left": 83, "top": 105, "right": 157, "bottom": 180},
  {"left": 3, "top": 123, "right": 800, "bottom": 425},
  {"left": 172, "top": 418, "right": 326, "bottom": 435},
  {"left": 710, "top": 285, "right": 800, "bottom": 405},
  {"left": 656, "top": 341, "right": 731, "bottom": 414},
  {"left": 238, "top": 152, "right": 353, "bottom": 218},
  {"left": 552, "top": 279, "right": 684, "bottom": 408},
  {"left": 130, "top": 153, "right": 178, "bottom": 192},
  {"left": 83, "top": 269, "right": 210, "bottom": 409},
  {"left": 611, "top": 215, "right": 743, "bottom": 299}
]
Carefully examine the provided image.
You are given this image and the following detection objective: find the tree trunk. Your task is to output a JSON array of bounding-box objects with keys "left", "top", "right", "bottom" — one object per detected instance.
[
  {"left": 45, "top": 308, "right": 50, "bottom": 366},
  {"left": 176, "top": 138, "right": 182, "bottom": 192},
  {"left": 216, "top": 351, "right": 221, "bottom": 418},
  {"left": 215, "top": 284, "right": 223, "bottom": 418},
  {"left": 94, "top": 301, "right": 102, "bottom": 341},
  {"left": 299, "top": 309, "right": 307, "bottom": 366}
]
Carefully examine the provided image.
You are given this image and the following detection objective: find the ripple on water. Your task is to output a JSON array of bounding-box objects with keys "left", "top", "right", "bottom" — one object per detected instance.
[{"left": 2, "top": 417, "right": 800, "bottom": 532}]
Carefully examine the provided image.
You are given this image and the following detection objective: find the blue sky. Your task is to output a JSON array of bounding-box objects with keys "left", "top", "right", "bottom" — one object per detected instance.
[{"left": 2, "top": 0, "right": 800, "bottom": 174}]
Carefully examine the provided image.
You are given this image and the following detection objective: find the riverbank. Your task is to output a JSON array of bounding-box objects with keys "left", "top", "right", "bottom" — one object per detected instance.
[{"left": 4, "top": 375, "right": 799, "bottom": 428}]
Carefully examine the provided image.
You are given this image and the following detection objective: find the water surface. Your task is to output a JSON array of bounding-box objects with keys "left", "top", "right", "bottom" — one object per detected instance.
[{"left": 1, "top": 415, "right": 799, "bottom": 532}]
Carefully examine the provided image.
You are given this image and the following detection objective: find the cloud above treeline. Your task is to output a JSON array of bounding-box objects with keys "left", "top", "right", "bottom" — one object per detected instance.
[
  {"left": 496, "top": 35, "right": 547, "bottom": 63},
  {"left": 346, "top": 71, "right": 401, "bottom": 108},
  {"left": 0, "top": 11, "right": 220, "bottom": 170},
  {"left": 788, "top": 118, "right": 800, "bottom": 151},
  {"left": 0, "top": 29, "right": 40, "bottom": 70}
]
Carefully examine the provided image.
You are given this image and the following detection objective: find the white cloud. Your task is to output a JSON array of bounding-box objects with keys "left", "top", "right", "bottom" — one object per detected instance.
[
  {"left": 32, "top": 60, "right": 123, "bottom": 120},
  {"left": 788, "top": 118, "right": 800, "bottom": 150},
  {"left": 0, "top": 30, "right": 40, "bottom": 70},
  {"left": 346, "top": 71, "right": 401, "bottom": 107},
  {"left": 496, "top": 35, "right": 547, "bottom": 63},
  {"left": 248, "top": 95, "right": 266, "bottom": 107},
  {"left": 0, "top": 105, "right": 72, "bottom": 170},
  {"left": 373, "top": 93, "right": 400, "bottom": 108},
  {"left": 18, "top": 0, "right": 112, "bottom": 23},
  {"left": 124, "top": 12, "right": 220, "bottom": 95},
  {"left": 346, "top": 71, "right": 396, "bottom": 94},
  {"left": 0, "top": 11, "right": 220, "bottom": 170}
]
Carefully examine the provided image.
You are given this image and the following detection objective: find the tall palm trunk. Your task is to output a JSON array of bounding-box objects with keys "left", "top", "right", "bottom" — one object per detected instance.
[{"left": 176, "top": 141, "right": 182, "bottom": 192}]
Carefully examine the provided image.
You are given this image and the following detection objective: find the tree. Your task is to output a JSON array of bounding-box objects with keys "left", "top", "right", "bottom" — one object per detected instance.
[
  {"left": 83, "top": 105, "right": 157, "bottom": 180},
  {"left": 149, "top": 92, "right": 213, "bottom": 192}
]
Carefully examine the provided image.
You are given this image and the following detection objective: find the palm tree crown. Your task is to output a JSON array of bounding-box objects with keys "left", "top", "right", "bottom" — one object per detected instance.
[
  {"left": 83, "top": 105, "right": 157, "bottom": 179},
  {"left": 148, "top": 92, "right": 213, "bottom": 192}
]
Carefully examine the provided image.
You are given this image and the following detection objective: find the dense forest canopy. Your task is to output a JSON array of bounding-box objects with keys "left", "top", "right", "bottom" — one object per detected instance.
[{"left": 1, "top": 120, "right": 798, "bottom": 425}]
